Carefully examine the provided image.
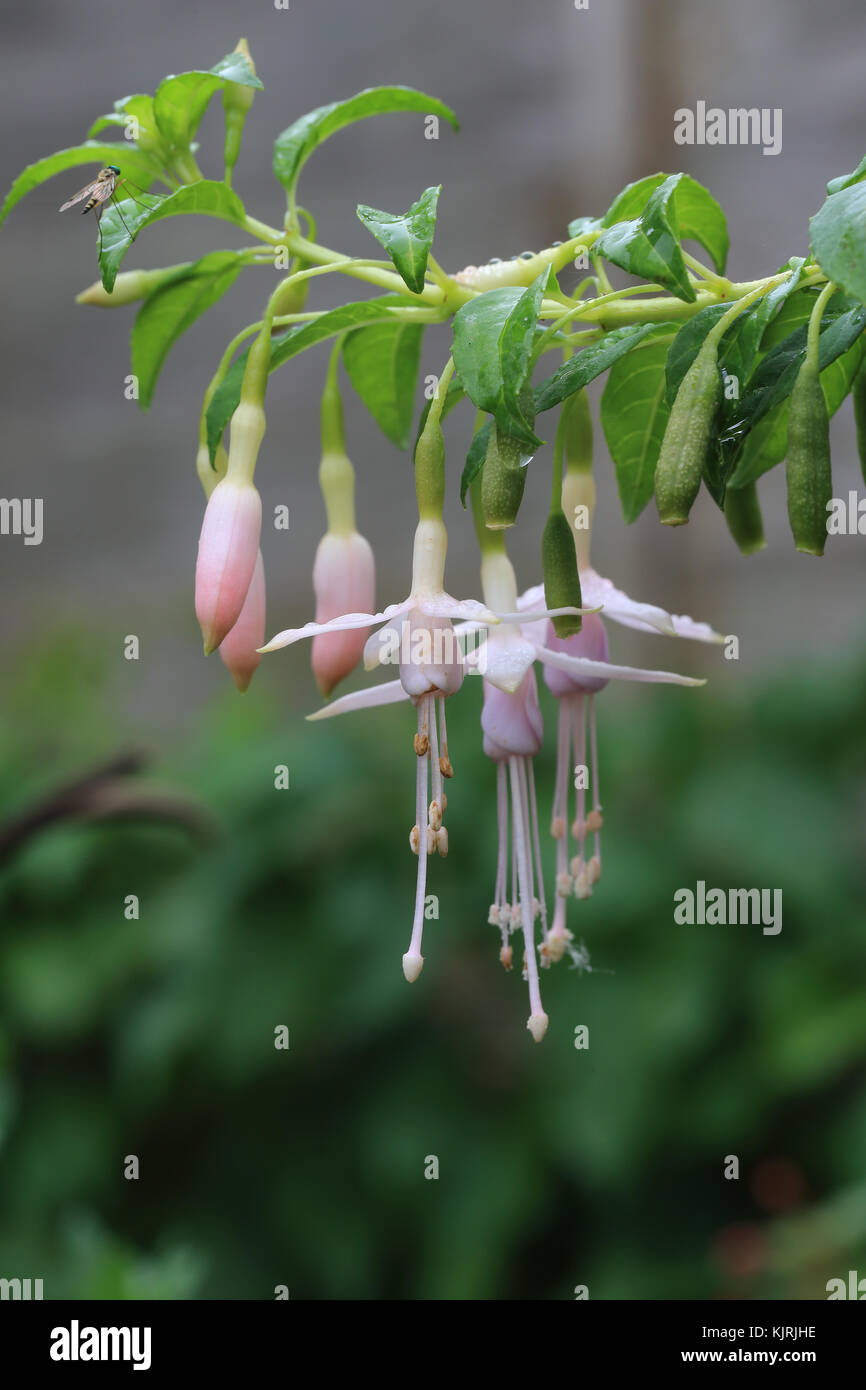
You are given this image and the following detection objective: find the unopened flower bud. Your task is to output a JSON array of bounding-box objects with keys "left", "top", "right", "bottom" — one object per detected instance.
[
  {"left": 76, "top": 265, "right": 187, "bottom": 307},
  {"left": 219, "top": 548, "right": 265, "bottom": 691},
  {"left": 311, "top": 530, "right": 376, "bottom": 696},
  {"left": 195, "top": 476, "right": 262, "bottom": 654}
]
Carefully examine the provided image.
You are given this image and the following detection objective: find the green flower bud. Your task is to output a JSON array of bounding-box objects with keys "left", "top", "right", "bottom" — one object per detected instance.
[
  {"left": 542, "top": 508, "right": 582, "bottom": 638},
  {"left": 223, "top": 39, "right": 257, "bottom": 182},
  {"left": 785, "top": 356, "right": 832, "bottom": 556},
  {"left": 655, "top": 337, "right": 721, "bottom": 526},
  {"left": 724, "top": 481, "right": 766, "bottom": 555},
  {"left": 562, "top": 388, "right": 593, "bottom": 474},
  {"left": 76, "top": 266, "right": 186, "bottom": 307},
  {"left": 481, "top": 424, "right": 529, "bottom": 530}
]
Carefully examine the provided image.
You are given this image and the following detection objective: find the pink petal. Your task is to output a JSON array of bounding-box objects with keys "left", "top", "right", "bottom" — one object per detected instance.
[
  {"left": 306, "top": 679, "right": 410, "bottom": 721},
  {"left": 537, "top": 644, "right": 706, "bottom": 687},
  {"left": 261, "top": 599, "right": 410, "bottom": 653},
  {"left": 415, "top": 592, "right": 499, "bottom": 623},
  {"left": 579, "top": 569, "right": 724, "bottom": 644}
]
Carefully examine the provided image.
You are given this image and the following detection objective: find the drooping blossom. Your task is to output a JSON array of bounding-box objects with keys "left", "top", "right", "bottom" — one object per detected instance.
[
  {"left": 195, "top": 477, "right": 262, "bottom": 654},
  {"left": 219, "top": 548, "right": 266, "bottom": 692},
  {"left": 311, "top": 530, "right": 376, "bottom": 697}
]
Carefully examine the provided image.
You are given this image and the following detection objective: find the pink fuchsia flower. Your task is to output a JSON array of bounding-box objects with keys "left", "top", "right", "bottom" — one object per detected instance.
[
  {"left": 311, "top": 530, "right": 376, "bottom": 697},
  {"left": 219, "top": 548, "right": 266, "bottom": 692},
  {"left": 195, "top": 477, "right": 262, "bottom": 655},
  {"left": 482, "top": 671, "right": 550, "bottom": 1043}
]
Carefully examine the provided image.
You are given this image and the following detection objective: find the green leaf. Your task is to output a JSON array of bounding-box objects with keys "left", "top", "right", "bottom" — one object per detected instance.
[
  {"left": 451, "top": 274, "right": 547, "bottom": 447},
  {"left": 131, "top": 251, "right": 245, "bottom": 409},
  {"left": 342, "top": 321, "right": 424, "bottom": 448},
  {"left": 205, "top": 296, "right": 415, "bottom": 458},
  {"left": 720, "top": 259, "right": 806, "bottom": 389},
  {"left": 534, "top": 324, "right": 662, "bottom": 412},
  {"left": 665, "top": 305, "right": 728, "bottom": 404},
  {"left": 810, "top": 181, "right": 866, "bottom": 305},
  {"left": 459, "top": 419, "right": 492, "bottom": 505},
  {"left": 600, "top": 332, "right": 676, "bottom": 521},
  {"left": 273, "top": 86, "right": 458, "bottom": 198},
  {"left": 356, "top": 186, "right": 439, "bottom": 295},
  {"left": 729, "top": 335, "right": 866, "bottom": 488},
  {"left": 153, "top": 54, "right": 262, "bottom": 149},
  {"left": 603, "top": 172, "right": 729, "bottom": 274},
  {"left": 97, "top": 180, "right": 247, "bottom": 293},
  {"left": 730, "top": 305, "right": 866, "bottom": 437},
  {"left": 595, "top": 174, "right": 696, "bottom": 302},
  {"left": 566, "top": 215, "right": 602, "bottom": 239},
  {"left": 827, "top": 154, "right": 866, "bottom": 195},
  {"left": 457, "top": 325, "right": 664, "bottom": 505},
  {"left": 1, "top": 142, "right": 160, "bottom": 228}
]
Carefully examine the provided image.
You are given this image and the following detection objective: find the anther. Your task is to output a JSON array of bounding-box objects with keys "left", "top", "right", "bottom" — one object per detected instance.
[
  {"left": 436, "top": 827, "right": 448, "bottom": 857},
  {"left": 585, "top": 809, "right": 604, "bottom": 833},
  {"left": 556, "top": 871, "right": 573, "bottom": 897},
  {"left": 551, "top": 816, "right": 565, "bottom": 839},
  {"left": 409, "top": 824, "right": 421, "bottom": 855},
  {"left": 500, "top": 944, "right": 513, "bottom": 971},
  {"left": 414, "top": 732, "right": 429, "bottom": 757},
  {"left": 429, "top": 800, "right": 442, "bottom": 832}
]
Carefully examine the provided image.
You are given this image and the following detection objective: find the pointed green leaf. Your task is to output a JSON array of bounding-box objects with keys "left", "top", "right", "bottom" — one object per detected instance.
[
  {"left": 205, "top": 296, "right": 415, "bottom": 458},
  {"left": 451, "top": 274, "right": 547, "bottom": 447},
  {"left": 356, "top": 186, "right": 439, "bottom": 294},
  {"left": 534, "top": 324, "right": 661, "bottom": 412},
  {"left": 273, "top": 86, "right": 458, "bottom": 198},
  {"left": 1, "top": 143, "right": 161, "bottom": 228},
  {"left": 810, "top": 181, "right": 866, "bottom": 305},
  {"left": 97, "top": 180, "right": 247, "bottom": 292},
  {"left": 827, "top": 154, "right": 866, "bottom": 195},
  {"left": 131, "top": 251, "right": 245, "bottom": 409},
  {"left": 153, "top": 53, "right": 262, "bottom": 149},
  {"left": 603, "top": 171, "right": 729, "bottom": 274},
  {"left": 595, "top": 175, "right": 695, "bottom": 302},
  {"left": 600, "top": 331, "right": 676, "bottom": 521},
  {"left": 342, "top": 321, "right": 424, "bottom": 448}
]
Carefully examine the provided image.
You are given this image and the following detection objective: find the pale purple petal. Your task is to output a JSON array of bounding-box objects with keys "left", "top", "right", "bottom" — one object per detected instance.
[
  {"left": 261, "top": 599, "right": 411, "bottom": 653},
  {"left": 415, "top": 592, "right": 499, "bottom": 623},
  {"left": 470, "top": 632, "right": 538, "bottom": 693},
  {"left": 579, "top": 568, "right": 724, "bottom": 644},
  {"left": 537, "top": 644, "right": 706, "bottom": 687},
  {"left": 306, "top": 679, "right": 410, "bottom": 721}
]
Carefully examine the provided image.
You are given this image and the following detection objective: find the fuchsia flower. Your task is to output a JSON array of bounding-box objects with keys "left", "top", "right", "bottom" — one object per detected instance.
[
  {"left": 218, "top": 548, "right": 266, "bottom": 692},
  {"left": 195, "top": 477, "right": 262, "bottom": 655},
  {"left": 311, "top": 531, "right": 376, "bottom": 697}
]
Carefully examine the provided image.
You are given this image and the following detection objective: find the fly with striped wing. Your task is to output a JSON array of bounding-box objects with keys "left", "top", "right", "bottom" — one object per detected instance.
[{"left": 59, "top": 164, "right": 163, "bottom": 254}]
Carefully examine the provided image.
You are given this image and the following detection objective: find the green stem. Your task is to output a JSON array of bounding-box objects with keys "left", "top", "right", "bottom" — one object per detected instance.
[{"left": 806, "top": 280, "right": 836, "bottom": 366}]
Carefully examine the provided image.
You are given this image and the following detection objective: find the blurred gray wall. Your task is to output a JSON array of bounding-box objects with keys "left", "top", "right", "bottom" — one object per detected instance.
[{"left": 1, "top": 0, "right": 864, "bottom": 727}]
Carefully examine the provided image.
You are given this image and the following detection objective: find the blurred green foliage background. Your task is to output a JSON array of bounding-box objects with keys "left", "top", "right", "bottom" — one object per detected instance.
[{"left": 1, "top": 623, "right": 865, "bottom": 1300}]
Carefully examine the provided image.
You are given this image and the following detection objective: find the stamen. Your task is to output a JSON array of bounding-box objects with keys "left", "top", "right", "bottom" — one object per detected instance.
[
  {"left": 429, "top": 698, "right": 443, "bottom": 828},
  {"left": 494, "top": 762, "right": 509, "bottom": 945},
  {"left": 438, "top": 700, "right": 453, "bottom": 777},
  {"left": 436, "top": 826, "right": 448, "bottom": 856},
  {"left": 588, "top": 693, "right": 603, "bottom": 874},
  {"left": 572, "top": 693, "right": 587, "bottom": 869},
  {"left": 403, "top": 698, "right": 431, "bottom": 983},
  {"left": 526, "top": 759, "right": 549, "bottom": 944},
  {"left": 508, "top": 757, "right": 548, "bottom": 1043}
]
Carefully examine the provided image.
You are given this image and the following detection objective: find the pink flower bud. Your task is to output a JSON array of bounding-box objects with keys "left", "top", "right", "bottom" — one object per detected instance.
[
  {"left": 195, "top": 478, "right": 262, "bottom": 655},
  {"left": 543, "top": 613, "right": 610, "bottom": 697},
  {"left": 311, "top": 531, "right": 376, "bottom": 696},
  {"left": 219, "top": 549, "right": 266, "bottom": 692},
  {"left": 482, "top": 670, "right": 544, "bottom": 760}
]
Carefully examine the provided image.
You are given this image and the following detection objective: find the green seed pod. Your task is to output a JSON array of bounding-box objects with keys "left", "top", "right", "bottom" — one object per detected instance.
[
  {"left": 852, "top": 361, "right": 866, "bottom": 489},
  {"left": 562, "top": 388, "right": 593, "bottom": 473},
  {"left": 724, "top": 482, "right": 766, "bottom": 555},
  {"left": 75, "top": 266, "right": 186, "bottom": 307},
  {"left": 542, "top": 508, "right": 582, "bottom": 638},
  {"left": 655, "top": 337, "right": 721, "bottom": 526},
  {"left": 414, "top": 415, "right": 446, "bottom": 520},
  {"left": 481, "top": 423, "right": 528, "bottom": 530},
  {"left": 785, "top": 357, "right": 831, "bottom": 556}
]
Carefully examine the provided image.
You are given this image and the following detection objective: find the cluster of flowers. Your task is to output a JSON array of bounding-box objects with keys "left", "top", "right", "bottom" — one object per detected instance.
[{"left": 194, "top": 339, "right": 723, "bottom": 1042}]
